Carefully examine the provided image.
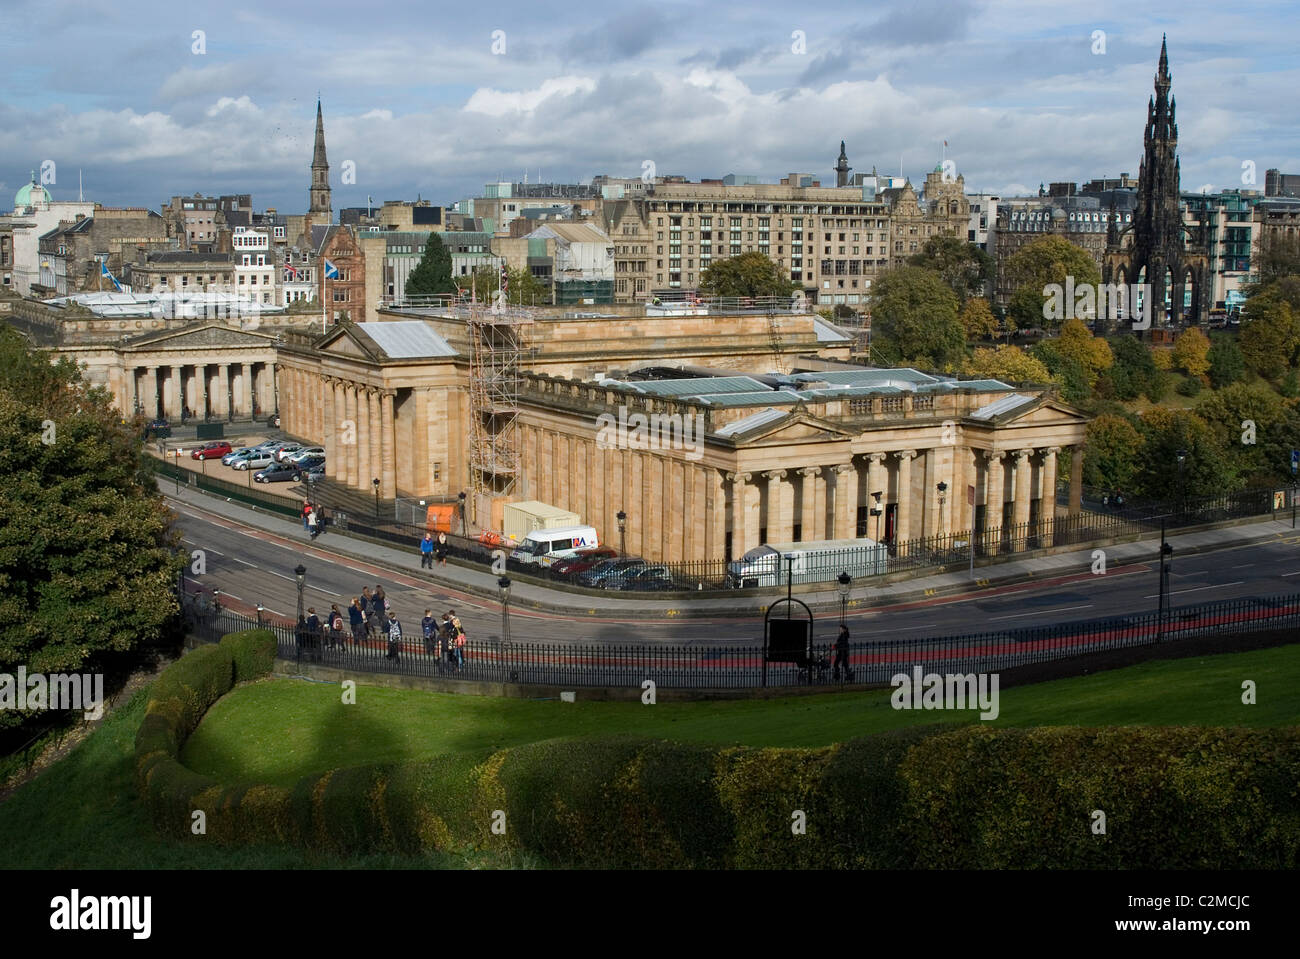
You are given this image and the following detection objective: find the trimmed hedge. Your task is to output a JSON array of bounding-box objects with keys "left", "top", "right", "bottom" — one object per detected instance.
[
  {"left": 135, "top": 645, "right": 1300, "bottom": 867},
  {"left": 220, "top": 629, "right": 277, "bottom": 685}
]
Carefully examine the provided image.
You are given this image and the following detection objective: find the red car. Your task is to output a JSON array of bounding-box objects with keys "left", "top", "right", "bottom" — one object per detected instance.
[
  {"left": 551, "top": 546, "right": 620, "bottom": 577},
  {"left": 192, "top": 441, "right": 233, "bottom": 460}
]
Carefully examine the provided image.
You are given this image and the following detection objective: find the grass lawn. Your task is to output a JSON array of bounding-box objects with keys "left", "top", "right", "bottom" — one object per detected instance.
[
  {"left": 3, "top": 642, "right": 1294, "bottom": 869},
  {"left": 182, "top": 643, "right": 1300, "bottom": 786}
]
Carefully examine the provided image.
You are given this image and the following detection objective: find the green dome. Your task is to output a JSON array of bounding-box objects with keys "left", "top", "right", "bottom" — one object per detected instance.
[{"left": 14, "top": 172, "right": 50, "bottom": 210}]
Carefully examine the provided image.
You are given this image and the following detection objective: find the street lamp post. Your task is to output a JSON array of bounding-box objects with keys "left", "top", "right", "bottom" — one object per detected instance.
[
  {"left": 836, "top": 570, "right": 851, "bottom": 628},
  {"left": 458, "top": 491, "right": 467, "bottom": 536},
  {"left": 498, "top": 575, "right": 512, "bottom": 644},
  {"left": 870, "top": 491, "right": 884, "bottom": 544},
  {"left": 936, "top": 481, "right": 948, "bottom": 548},
  {"left": 1157, "top": 519, "right": 1173, "bottom": 641},
  {"left": 294, "top": 564, "right": 306, "bottom": 625},
  {"left": 372, "top": 478, "right": 380, "bottom": 520},
  {"left": 1175, "top": 448, "right": 1187, "bottom": 522},
  {"left": 174, "top": 448, "right": 183, "bottom": 493},
  {"left": 256, "top": 604, "right": 264, "bottom": 627},
  {"left": 617, "top": 509, "right": 627, "bottom": 555}
]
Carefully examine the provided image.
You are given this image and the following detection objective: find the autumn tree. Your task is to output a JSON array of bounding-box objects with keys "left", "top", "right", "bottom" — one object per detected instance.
[
  {"left": 867, "top": 266, "right": 966, "bottom": 370},
  {"left": 1082, "top": 413, "right": 1144, "bottom": 493},
  {"left": 1171, "top": 327, "right": 1211, "bottom": 379},
  {"left": 1005, "top": 236, "right": 1102, "bottom": 332},
  {"left": 962, "top": 346, "right": 1053, "bottom": 385},
  {"left": 907, "top": 235, "right": 993, "bottom": 305},
  {"left": 1239, "top": 280, "right": 1300, "bottom": 380},
  {"left": 958, "top": 297, "right": 999, "bottom": 340},
  {"left": 1135, "top": 407, "right": 1240, "bottom": 500}
]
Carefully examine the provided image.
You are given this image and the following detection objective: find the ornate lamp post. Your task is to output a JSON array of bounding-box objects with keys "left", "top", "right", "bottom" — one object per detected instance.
[
  {"left": 294, "top": 564, "right": 306, "bottom": 625},
  {"left": 937, "top": 481, "right": 948, "bottom": 544},
  {"left": 617, "top": 509, "right": 627, "bottom": 555},
  {"left": 836, "top": 570, "right": 851, "bottom": 627},
  {"left": 498, "top": 575, "right": 512, "bottom": 643},
  {"left": 458, "top": 490, "right": 467, "bottom": 536},
  {"left": 372, "top": 477, "right": 380, "bottom": 519}
]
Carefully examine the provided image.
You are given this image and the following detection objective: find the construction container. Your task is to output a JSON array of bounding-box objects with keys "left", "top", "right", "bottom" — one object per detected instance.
[
  {"left": 424, "top": 503, "right": 457, "bottom": 533},
  {"left": 502, "top": 501, "right": 581, "bottom": 544}
]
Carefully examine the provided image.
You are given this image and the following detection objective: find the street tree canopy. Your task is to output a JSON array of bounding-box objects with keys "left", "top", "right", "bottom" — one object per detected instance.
[
  {"left": 868, "top": 266, "right": 966, "bottom": 370},
  {"left": 1005, "top": 236, "right": 1102, "bottom": 332},
  {"left": 698, "top": 251, "right": 798, "bottom": 298}
]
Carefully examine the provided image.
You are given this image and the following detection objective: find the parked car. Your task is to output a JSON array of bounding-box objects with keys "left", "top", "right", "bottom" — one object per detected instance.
[
  {"left": 145, "top": 419, "right": 171, "bottom": 438},
  {"left": 550, "top": 546, "right": 621, "bottom": 577},
  {"left": 609, "top": 564, "right": 683, "bottom": 591},
  {"left": 253, "top": 462, "right": 299, "bottom": 483},
  {"left": 577, "top": 557, "right": 646, "bottom": 588},
  {"left": 274, "top": 444, "right": 305, "bottom": 462},
  {"left": 284, "top": 446, "right": 326, "bottom": 465},
  {"left": 231, "top": 451, "right": 275, "bottom": 470},
  {"left": 267, "top": 413, "right": 281, "bottom": 428},
  {"left": 191, "top": 441, "right": 232, "bottom": 460},
  {"left": 294, "top": 463, "right": 325, "bottom": 483},
  {"left": 222, "top": 446, "right": 257, "bottom": 465}
]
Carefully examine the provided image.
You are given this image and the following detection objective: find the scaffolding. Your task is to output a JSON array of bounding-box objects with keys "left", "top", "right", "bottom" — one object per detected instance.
[{"left": 466, "top": 298, "right": 533, "bottom": 509}]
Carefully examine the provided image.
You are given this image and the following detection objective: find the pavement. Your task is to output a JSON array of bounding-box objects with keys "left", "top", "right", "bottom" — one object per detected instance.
[{"left": 156, "top": 476, "right": 1300, "bottom": 621}]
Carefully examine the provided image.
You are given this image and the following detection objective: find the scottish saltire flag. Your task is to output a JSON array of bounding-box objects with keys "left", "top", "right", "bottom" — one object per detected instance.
[
  {"left": 100, "top": 261, "right": 123, "bottom": 292},
  {"left": 324, "top": 259, "right": 339, "bottom": 280}
]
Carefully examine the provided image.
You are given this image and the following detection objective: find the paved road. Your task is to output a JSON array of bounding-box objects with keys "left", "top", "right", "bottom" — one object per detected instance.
[{"left": 171, "top": 498, "right": 1300, "bottom": 646}]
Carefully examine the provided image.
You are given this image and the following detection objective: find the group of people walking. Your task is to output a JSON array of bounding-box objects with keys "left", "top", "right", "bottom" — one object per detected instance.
[
  {"left": 419, "top": 531, "right": 449, "bottom": 568},
  {"left": 301, "top": 499, "right": 327, "bottom": 539},
  {"left": 294, "top": 583, "right": 467, "bottom": 670}
]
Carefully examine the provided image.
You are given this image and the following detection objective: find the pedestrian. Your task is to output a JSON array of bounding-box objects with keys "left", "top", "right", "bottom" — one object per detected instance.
[
  {"left": 348, "top": 597, "right": 366, "bottom": 646},
  {"left": 442, "top": 612, "right": 455, "bottom": 667},
  {"left": 361, "top": 587, "right": 378, "bottom": 639},
  {"left": 832, "top": 624, "right": 853, "bottom": 682},
  {"left": 316, "top": 504, "right": 328, "bottom": 536},
  {"left": 436, "top": 530, "right": 448, "bottom": 566},
  {"left": 386, "top": 610, "right": 402, "bottom": 660},
  {"left": 373, "top": 586, "right": 388, "bottom": 620},
  {"left": 306, "top": 607, "right": 323, "bottom": 661},
  {"left": 307, "top": 508, "right": 319, "bottom": 539},
  {"left": 421, "top": 608, "right": 437, "bottom": 656},
  {"left": 420, "top": 532, "right": 434, "bottom": 569},
  {"left": 448, "top": 610, "right": 465, "bottom": 669},
  {"left": 301, "top": 499, "right": 313, "bottom": 531},
  {"left": 328, "top": 604, "right": 345, "bottom": 650}
]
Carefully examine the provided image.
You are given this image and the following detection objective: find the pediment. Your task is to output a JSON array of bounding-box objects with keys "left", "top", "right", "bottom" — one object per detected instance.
[
  {"left": 125, "top": 322, "right": 278, "bottom": 352},
  {"left": 724, "top": 410, "right": 857, "bottom": 445}
]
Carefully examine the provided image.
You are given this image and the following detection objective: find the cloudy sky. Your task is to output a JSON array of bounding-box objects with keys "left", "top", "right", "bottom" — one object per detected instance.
[{"left": 2, "top": 0, "right": 1297, "bottom": 213}]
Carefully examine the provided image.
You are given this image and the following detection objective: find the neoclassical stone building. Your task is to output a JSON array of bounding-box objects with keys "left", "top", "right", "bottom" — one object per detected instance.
[{"left": 272, "top": 305, "right": 1088, "bottom": 563}]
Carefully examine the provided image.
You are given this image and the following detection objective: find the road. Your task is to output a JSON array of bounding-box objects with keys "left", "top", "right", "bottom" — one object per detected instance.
[{"left": 171, "top": 498, "right": 1300, "bottom": 646}]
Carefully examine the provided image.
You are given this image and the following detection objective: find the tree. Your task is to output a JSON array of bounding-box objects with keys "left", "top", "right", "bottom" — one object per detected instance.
[
  {"left": 958, "top": 297, "right": 999, "bottom": 340},
  {"left": 1082, "top": 413, "right": 1144, "bottom": 492},
  {"left": 0, "top": 327, "right": 182, "bottom": 741},
  {"left": 1207, "top": 332, "right": 1246, "bottom": 388},
  {"left": 1134, "top": 407, "right": 1239, "bottom": 500},
  {"left": 698, "top": 251, "right": 798, "bottom": 298},
  {"left": 962, "top": 345, "right": 1052, "bottom": 384},
  {"left": 1171, "top": 327, "right": 1211, "bottom": 378},
  {"left": 1103, "top": 334, "right": 1159, "bottom": 402},
  {"left": 1253, "top": 232, "right": 1300, "bottom": 287},
  {"left": 1239, "top": 282, "right": 1300, "bottom": 380},
  {"left": 1048, "top": 318, "right": 1113, "bottom": 387},
  {"left": 1195, "top": 382, "right": 1296, "bottom": 486},
  {"left": 469, "top": 264, "right": 549, "bottom": 306},
  {"left": 867, "top": 266, "right": 966, "bottom": 370},
  {"left": 1005, "top": 236, "right": 1102, "bottom": 332},
  {"left": 404, "top": 233, "right": 456, "bottom": 297},
  {"left": 907, "top": 235, "right": 993, "bottom": 304}
]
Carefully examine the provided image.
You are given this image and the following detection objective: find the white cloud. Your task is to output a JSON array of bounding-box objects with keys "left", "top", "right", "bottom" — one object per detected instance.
[{"left": 463, "top": 76, "right": 598, "bottom": 116}]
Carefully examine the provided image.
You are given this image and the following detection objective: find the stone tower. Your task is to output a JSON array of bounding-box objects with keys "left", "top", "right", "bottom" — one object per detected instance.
[
  {"left": 1103, "top": 37, "right": 1210, "bottom": 336},
  {"left": 309, "top": 99, "right": 332, "bottom": 221},
  {"left": 835, "top": 141, "right": 852, "bottom": 188}
]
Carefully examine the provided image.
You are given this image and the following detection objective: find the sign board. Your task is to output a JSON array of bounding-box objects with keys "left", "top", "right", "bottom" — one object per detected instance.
[
  {"left": 766, "top": 619, "right": 809, "bottom": 664},
  {"left": 1291, "top": 450, "right": 1298, "bottom": 476}
]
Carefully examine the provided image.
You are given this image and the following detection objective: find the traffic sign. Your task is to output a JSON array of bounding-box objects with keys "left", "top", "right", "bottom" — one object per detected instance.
[{"left": 1291, "top": 450, "right": 1298, "bottom": 475}]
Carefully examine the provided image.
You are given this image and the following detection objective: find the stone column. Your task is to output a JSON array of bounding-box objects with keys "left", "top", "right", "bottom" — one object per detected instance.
[
  {"left": 923, "top": 448, "right": 939, "bottom": 540},
  {"left": 709, "top": 469, "right": 727, "bottom": 561},
  {"left": 241, "top": 363, "right": 254, "bottom": 419},
  {"left": 322, "top": 378, "right": 336, "bottom": 466},
  {"left": 124, "top": 367, "right": 137, "bottom": 417},
  {"left": 984, "top": 450, "right": 1005, "bottom": 556},
  {"left": 1041, "top": 447, "right": 1060, "bottom": 545},
  {"left": 168, "top": 365, "right": 184, "bottom": 420},
  {"left": 866, "top": 453, "right": 886, "bottom": 541},
  {"left": 366, "top": 389, "right": 379, "bottom": 488},
  {"left": 833, "top": 462, "right": 858, "bottom": 540},
  {"left": 1069, "top": 446, "right": 1084, "bottom": 515},
  {"left": 381, "top": 390, "right": 396, "bottom": 498},
  {"left": 728, "top": 472, "right": 751, "bottom": 558},
  {"left": 812, "top": 468, "right": 828, "bottom": 541},
  {"left": 216, "top": 364, "right": 230, "bottom": 420},
  {"left": 359, "top": 388, "right": 374, "bottom": 491},
  {"left": 765, "top": 469, "right": 791, "bottom": 544},
  {"left": 895, "top": 450, "right": 916, "bottom": 553},
  {"left": 798, "top": 467, "right": 818, "bottom": 542},
  {"left": 144, "top": 367, "right": 158, "bottom": 421},
  {"left": 1013, "top": 449, "right": 1034, "bottom": 551},
  {"left": 340, "top": 385, "right": 354, "bottom": 486}
]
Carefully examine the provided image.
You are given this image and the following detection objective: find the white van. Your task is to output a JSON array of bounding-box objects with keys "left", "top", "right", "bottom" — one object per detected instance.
[{"left": 511, "top": 525, "right": 600, "bottom": 567}]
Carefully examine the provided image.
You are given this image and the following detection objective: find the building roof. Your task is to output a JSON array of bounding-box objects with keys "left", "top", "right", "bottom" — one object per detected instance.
[
  {"left": 527, "top": 222, "right": 610, "bottom": 244},
  {"left": 970, "top": 393, "right": 1037, "bottom": 420},
  {"left": 631, "top": 376, "right": 771, "bottom": 396},
  {"left": 145, "top": 251, "right": 233, "bottom": 264},
  {"left": 812, "top": 317, "right": 852, "bottom": 342},
  {"left": 792, "top": 368, "right": 937, "bottom": 389},
  {"left": 356, "top": 321, "right": 456, "bottom": 358},
  {"left": 715, "top": 407, "right": 790, "bottom": 437},
  {"left": 697, "top": 390, "right": 804, "bottom": 408}
]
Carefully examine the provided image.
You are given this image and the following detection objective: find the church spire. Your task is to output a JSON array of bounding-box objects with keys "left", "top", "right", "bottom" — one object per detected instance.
[{"left": 309, "top": 98, "right": 332, "bottom": 220}]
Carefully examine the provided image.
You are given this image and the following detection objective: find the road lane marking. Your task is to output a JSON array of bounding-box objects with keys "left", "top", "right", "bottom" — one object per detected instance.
[
  {"left": 989, "top": 604, "right": 1093, "bottom": 621},
  {"left": 1141, "top": 581, "right": 1243, "bottom": 599}
]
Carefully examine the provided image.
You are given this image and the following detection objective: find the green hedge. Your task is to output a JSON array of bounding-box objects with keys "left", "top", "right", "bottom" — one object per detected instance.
[
  {"left": 135, "top": 647, "right": 1300, "bottom": 867},
  {"left": 219, "top": 629, "right": 277, "bottom": 685}
]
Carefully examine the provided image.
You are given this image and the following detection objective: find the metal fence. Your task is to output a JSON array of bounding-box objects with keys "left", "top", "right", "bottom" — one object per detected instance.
[{"left": 180, "top": 581, "right": 1300, "bottom": 690}]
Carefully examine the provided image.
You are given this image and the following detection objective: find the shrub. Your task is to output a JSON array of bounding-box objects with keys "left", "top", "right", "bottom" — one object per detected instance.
[
  {"left": 220, "top": 629, "right": 277, "bottom": 685},
  {"left": 1176, "top": 376, "right": 1202, "bottom": 397}
]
